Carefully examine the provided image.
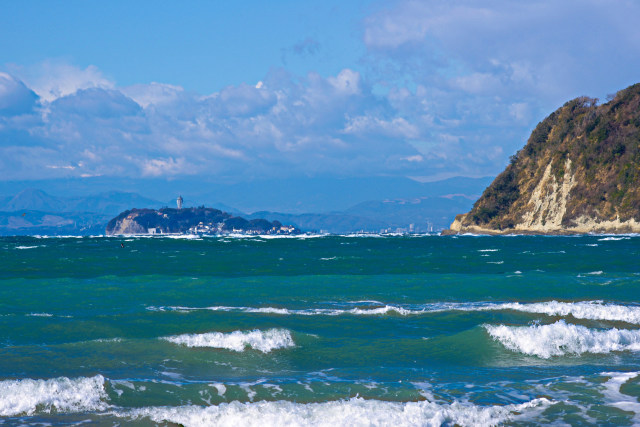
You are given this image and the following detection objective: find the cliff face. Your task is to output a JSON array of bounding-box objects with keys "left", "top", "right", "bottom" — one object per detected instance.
[
  {"left": 448, "top": 83, "right": 640, "bottom": 234},
  {"left": 106, "top": 210, "right": 148, "bottom": 235}
]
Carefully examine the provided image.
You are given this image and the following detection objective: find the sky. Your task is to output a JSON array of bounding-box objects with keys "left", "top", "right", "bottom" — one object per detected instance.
[{"left": 1, "top": 0, "right": 640, "bottom": 185}]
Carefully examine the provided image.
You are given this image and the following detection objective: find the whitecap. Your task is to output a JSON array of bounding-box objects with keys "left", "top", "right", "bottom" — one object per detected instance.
[
  {"left": 150, "top": 300, "right": 640, "bottom": 324},
  {"left": 496, "top": 300, "right": 640, "bottom": 325},
  {"left": 211, "top": 383, "right": 226, "bottom": 396},
  {"left": 485, "top": 320, "right": 640, "bottom": 358},
  {"left": 15, "top": 245, "right": 38, "bottom": 250},
  {"left": 601, "top": 371, "right": 640, "bottom": 422},
  {"left": 0, "top": 375, "right": 107, "bottom": 417},
  {"left": 598, "top": 236, "right": 630, "bottom": 241},
  {"left": 162, "top": 329, "right": 295, "bottom": 353},
  {"left": 113, "top": 396, "right": 553, "bottom": 427}
]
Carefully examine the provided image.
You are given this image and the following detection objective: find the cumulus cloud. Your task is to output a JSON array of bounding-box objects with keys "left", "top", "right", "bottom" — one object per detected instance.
[
  {"left": 0, "top": 66, "right": 427, "bottom": 181},
  {"left": 8, "top": 61, "right": 113, "bottom": 102},
  {"left": 3, "top": 1, "right": 639, "bottom": 183},
  {"left": 51, "top": 88, "right": 142, "bottom": 118},
  {"left": 360, "top": 0, "right": 640, "bottom": 178},
  {"left": 0, "top": 73, "right": 39, "bottom": 116}
]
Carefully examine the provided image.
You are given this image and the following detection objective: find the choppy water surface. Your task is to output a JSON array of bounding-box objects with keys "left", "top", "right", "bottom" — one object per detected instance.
[{"left": 1, "top": 234, "right": 640, "bottom": 425}]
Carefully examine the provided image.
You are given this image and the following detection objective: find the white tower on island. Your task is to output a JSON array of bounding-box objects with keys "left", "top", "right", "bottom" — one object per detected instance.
[{"left": 177, "top": 195, "right": 183, "bottom": 209}]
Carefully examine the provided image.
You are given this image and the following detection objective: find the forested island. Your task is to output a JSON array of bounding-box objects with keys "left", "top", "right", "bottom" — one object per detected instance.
[
  {"left": 106, "top": 207, "right": 300, "bottom": 235},
  {"left": 447, "top": 83, "right": 640, "bottom": 234}
]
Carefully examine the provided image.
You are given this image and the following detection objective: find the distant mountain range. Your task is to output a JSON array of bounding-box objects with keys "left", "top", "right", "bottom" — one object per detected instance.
[
  {"left": 0, "top": 175, "right": 492, "bottom": 235},
  {"left": 0, "top": 188, "right": 164, "bottom": 215}
]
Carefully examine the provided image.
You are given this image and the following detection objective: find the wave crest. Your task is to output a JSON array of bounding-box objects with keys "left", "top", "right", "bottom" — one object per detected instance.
[
  {"left": 150, "top": 300, "right": 640, "bottom": 323},
  {"left": 162, "top": 329, "right": 295, "bottom": 353},
  {"left": 114, "top": 396, "right": 553, "bottom": 427},
  {"left": 485, "top": 320, "right": 640, "bottom": 358},
  {"left": 0, "top": 375, "right": 107, "bottom": 417}
]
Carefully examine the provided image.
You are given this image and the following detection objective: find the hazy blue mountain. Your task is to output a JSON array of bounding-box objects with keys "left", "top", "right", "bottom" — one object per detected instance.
[
  {"left": 198, "top": 176, "right": 492, "bottom": 213},
  {"left": 0, "top": 175, "right": 492, "bottom": 214},
  {"left": 344, "top": 196, "right": 475, "bottom": 231},
  {"left": 247, "top": 211, "right": 389, "bottom": 234},
  {"left": 246, "top": 195, "right": 475, "bottom": 233},
  {"left": 2, "top": 189, "right": 62, "bottom": 212},
  {"left": 0, "top": 175, "right": 494, "bottom": 234},
  {"left": 0, "top": 211, "right": 109, "bottom": 236},
  {"left": 0, "top": 189, "right": 163, "bottom": 215}
]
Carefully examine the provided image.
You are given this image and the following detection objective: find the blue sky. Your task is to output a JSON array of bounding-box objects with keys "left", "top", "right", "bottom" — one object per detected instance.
[{"left": 1, "top": 0, "right": 640, "bottom": 184}]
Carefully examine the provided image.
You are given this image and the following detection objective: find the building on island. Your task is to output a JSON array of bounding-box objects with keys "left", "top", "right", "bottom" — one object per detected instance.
[{"left": 177, "top": 195, "right": 183, "bottom": 209}]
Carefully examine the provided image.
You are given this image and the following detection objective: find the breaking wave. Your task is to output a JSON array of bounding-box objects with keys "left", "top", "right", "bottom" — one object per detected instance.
[
  {"left": 485, "top": 320, "right": 640, "bottom": 358},
  {"left": 113, "top": 396, "right": 553, "bottom": 427},
  {"left": 148, "top": 300, "right": 640, "bottom": 324},
  {"left": 495, "top": 300, "right": 640, "bottom": 324},
  {"left": 162, "top": 329, "right": 295, "bottom": 353},
  {"left": 0, "top": 375, "right": 107, "bottom": 417}
]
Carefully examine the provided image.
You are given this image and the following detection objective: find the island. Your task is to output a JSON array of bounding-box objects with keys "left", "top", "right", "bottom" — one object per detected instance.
[
  {"left": 105, "top": 207, "right": 300, "bottom": 236},
  {"left": 446, "top": 82, "right": 640, "bottom": 235}
]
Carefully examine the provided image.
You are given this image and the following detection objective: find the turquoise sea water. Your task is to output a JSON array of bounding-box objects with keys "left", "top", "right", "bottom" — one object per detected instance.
[{"left": 1, "top": 234, "right": 640, "bottom": 425}]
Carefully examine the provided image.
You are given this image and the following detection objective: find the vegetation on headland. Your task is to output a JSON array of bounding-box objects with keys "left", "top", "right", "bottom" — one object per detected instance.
[
  {"left": 449, "top": 82, "right": 640, "bottom": 234},
  {"left": 105, "top": 207, "right": 299, "bottom": 235}
]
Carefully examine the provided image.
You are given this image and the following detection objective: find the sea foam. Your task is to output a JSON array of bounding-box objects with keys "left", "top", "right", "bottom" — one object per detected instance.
[
  {"left": 601, "top": 371, "right": 640, "bottom": 422},
  {"left": 114, "top": 396, "right": 553, "bottom": 427},
  {"left": 0, "top": 375, "right": 107, "bottom": 417},
  {"left": 150, "top": 300, "right": 640, "bottom": 323},
  {"left": 162, "top": 329, "right": 294, "bottom": 353},
  {"left": 485, "top": 320, "right": 640, "bottom": 358},
  {"left": 496, "top": 300, "right": 640, "bottom": 324}
]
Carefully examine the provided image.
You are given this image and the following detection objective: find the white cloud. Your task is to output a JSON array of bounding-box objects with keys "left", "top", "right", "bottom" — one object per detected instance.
[
  {"left": 121, "top": 82, "right": 185, "bottom": 108},
  {"left": 9, "top": 61, "right": 114, "bottom": 103},
  {"left": 0, "top": 67, "right": 431, "bottom": 180},
  {"left": 0, "top": 73, "right": 39, "bottom": 115},
  {"left": 343, "top": 116, "right": 419, "bottom": 139},
  {"left": 140, "top": 157, "right": 190, "bottom": 177},
  {"left": 328, "top": 69, "right": 361, "bottom": 95}
]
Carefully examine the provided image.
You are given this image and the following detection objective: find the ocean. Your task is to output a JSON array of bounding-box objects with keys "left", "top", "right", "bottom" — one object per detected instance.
[{"left": 1, "top": 234, "right": 640, "bottom": 425}]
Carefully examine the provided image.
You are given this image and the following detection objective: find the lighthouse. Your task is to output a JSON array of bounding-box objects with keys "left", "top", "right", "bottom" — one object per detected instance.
[{"left": 177, "top": 195, "right": 183, "bottom": 209}]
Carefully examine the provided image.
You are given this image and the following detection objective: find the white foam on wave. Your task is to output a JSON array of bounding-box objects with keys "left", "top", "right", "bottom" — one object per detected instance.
[
  {"left": 497, "top": 300, "right": 640, "bottom": 324},
  {"left": 114, "top": 396, "right": 552, "bottom": 427},
  {"left": 601, "top": 371, "right": 640, "bottom": 422},
  {"left": 598, "top": 236, "right": 631, "bottom": 241},
  {"left": 485, "top": 320, "right": 640, "bottom": 358},
  {"left": 149, "top": 300, "right": 640, "bottom": 324},
  {"left": 211, "top": 383, "right": 226, "bottom": 396},
  {"left": 15, "top": 245, "right": 38, "bottom": 249},
  {"left": 0, "top": 375, "right": 107, "bottom": 417},
  {"left": 162, "top": 329, "right": 295, "bottom": 353},
  {"left": 149, "top": 304, "right": 417, "bottom": 316}
]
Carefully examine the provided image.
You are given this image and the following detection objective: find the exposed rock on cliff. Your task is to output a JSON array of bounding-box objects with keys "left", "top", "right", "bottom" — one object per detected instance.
[{"left": 447, "top": 83, "right": 640, "bottom": 234}]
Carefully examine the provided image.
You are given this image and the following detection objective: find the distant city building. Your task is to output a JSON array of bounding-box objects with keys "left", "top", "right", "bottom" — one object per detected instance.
[{"left": 177, "top": 195, "right": 183, "bottom": 209}]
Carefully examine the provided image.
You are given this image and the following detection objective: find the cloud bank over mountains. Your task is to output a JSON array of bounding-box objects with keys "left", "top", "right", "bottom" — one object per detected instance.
[
  {"left": 1, "top": 67, "right": 434, "bottom": 181},
  {"left": 1, "top": 0, "right": 639, "bottom": 183}
]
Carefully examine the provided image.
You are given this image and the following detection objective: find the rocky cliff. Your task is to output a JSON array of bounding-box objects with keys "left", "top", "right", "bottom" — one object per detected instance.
[{"left": 447, "top": 83, "right": 640, "bottom": 234}]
